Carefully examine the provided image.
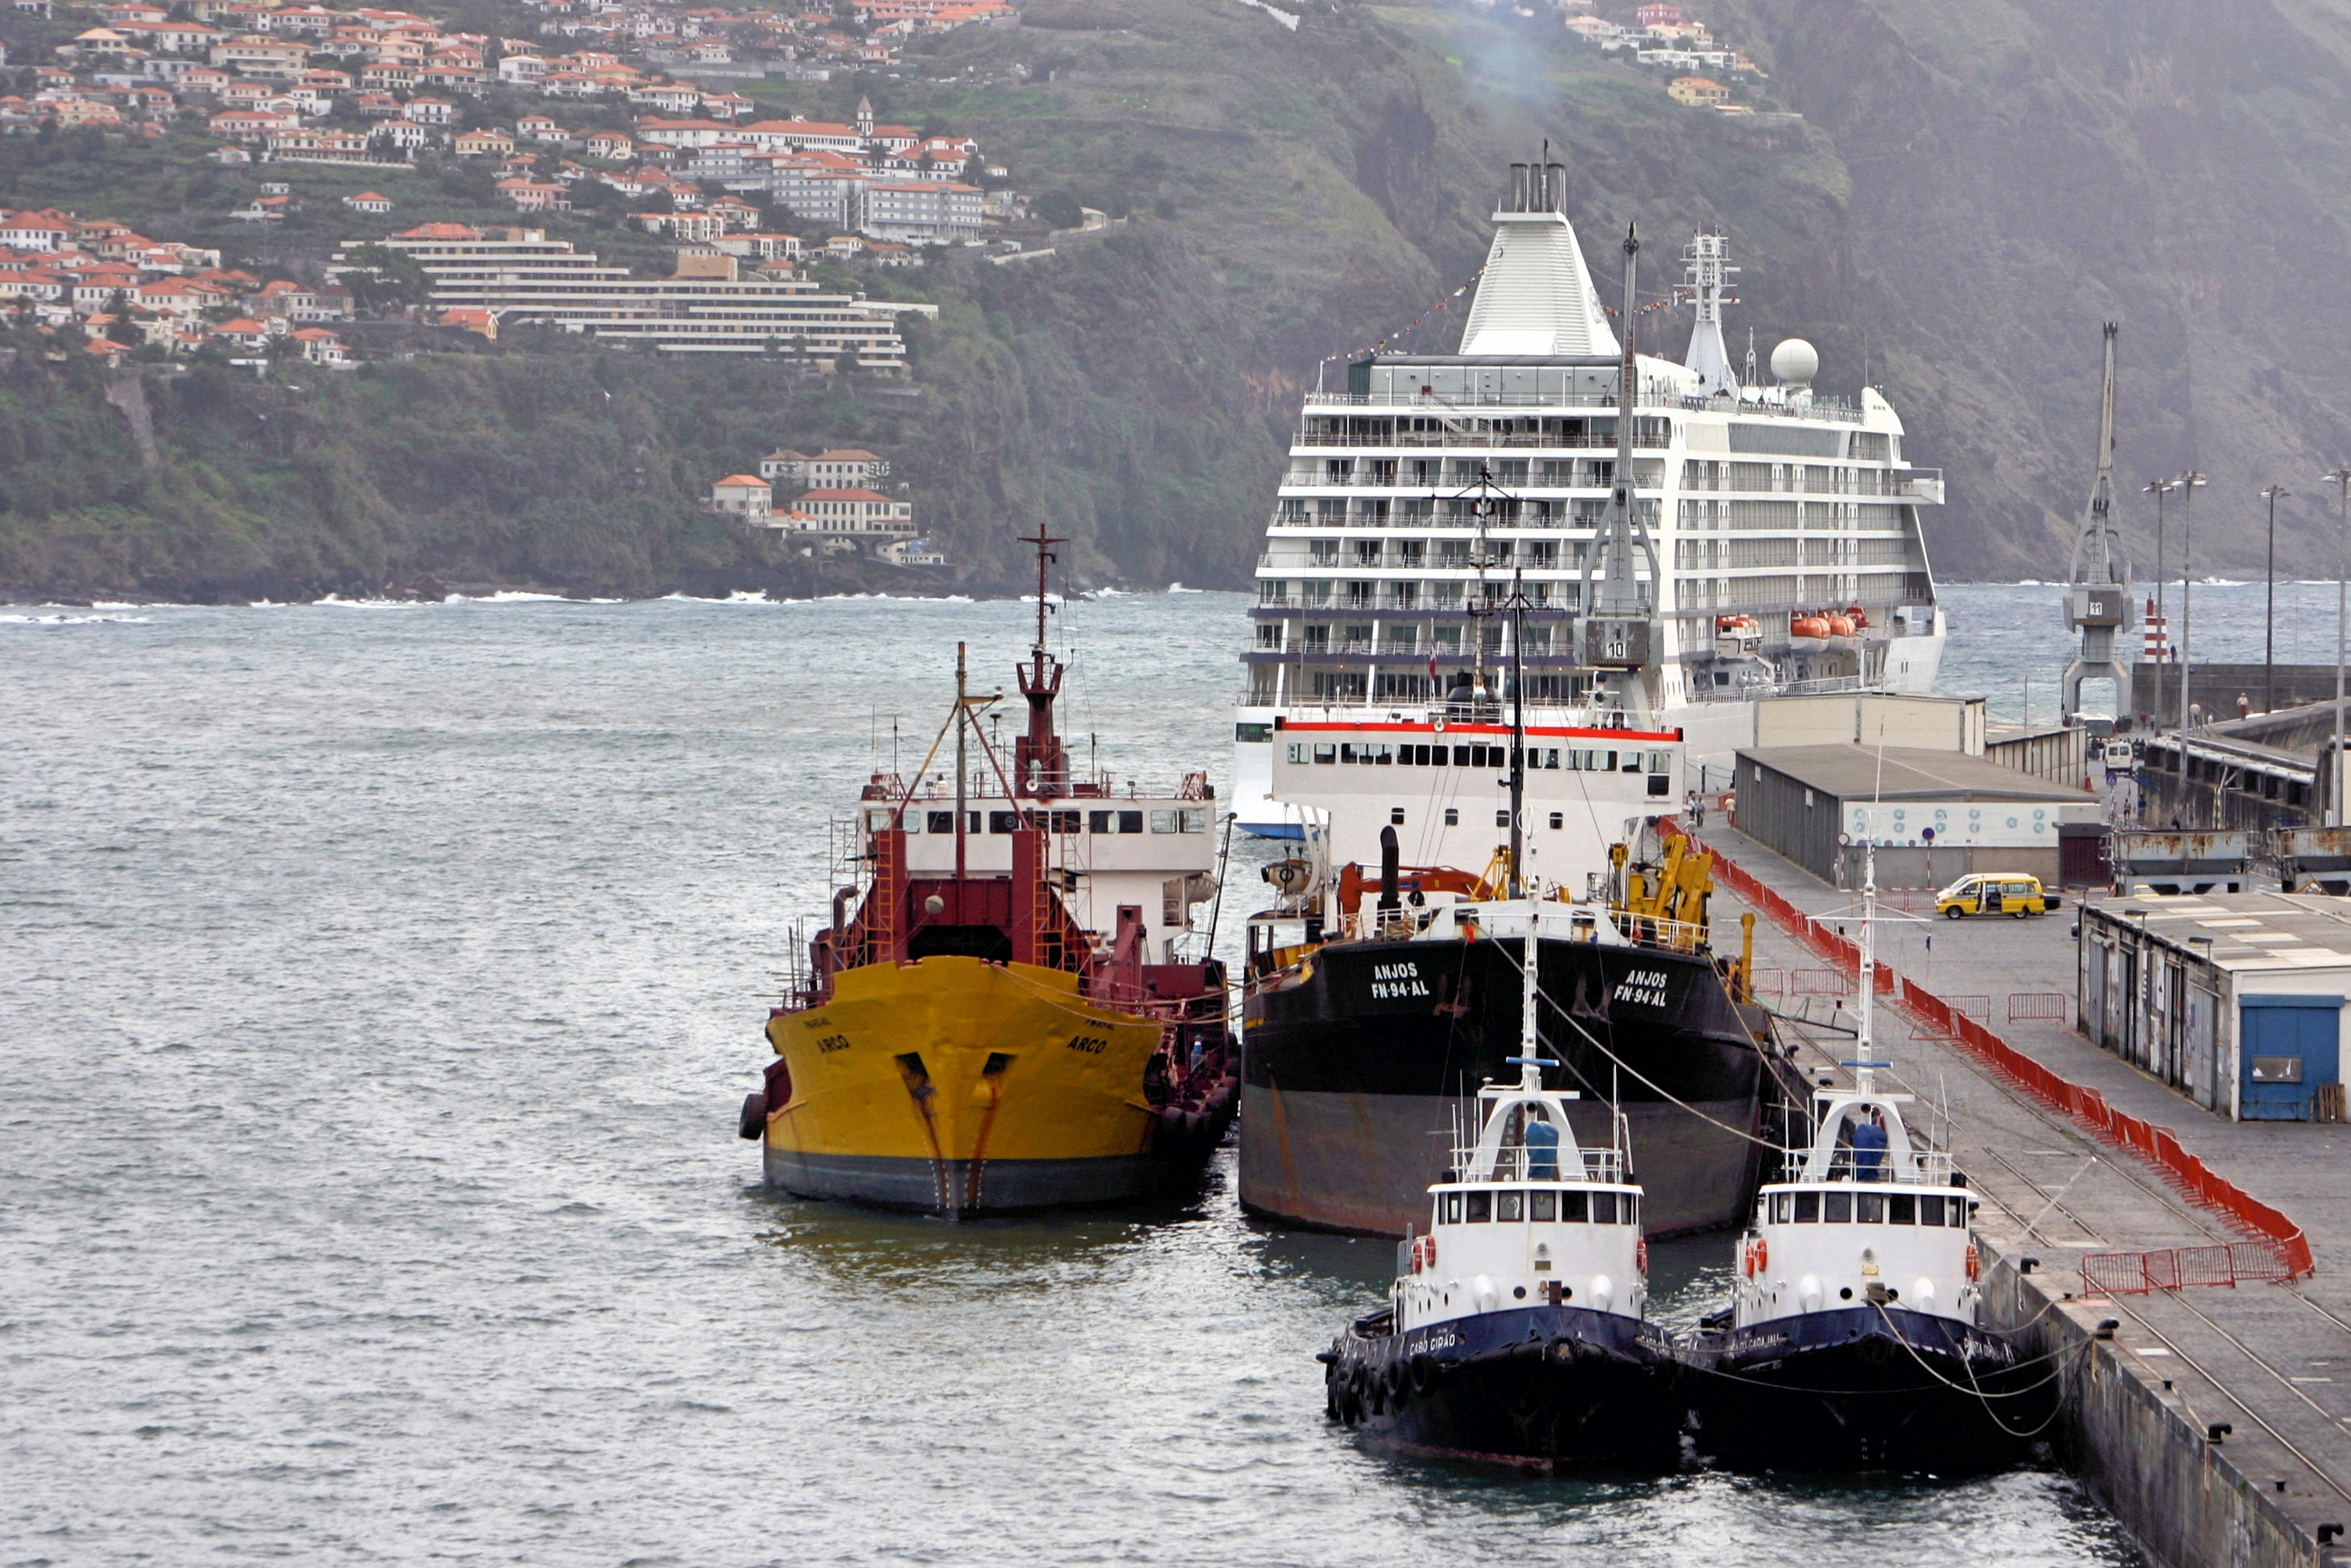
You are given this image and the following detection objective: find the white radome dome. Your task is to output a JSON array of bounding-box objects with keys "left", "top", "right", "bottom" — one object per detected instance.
[{"left": 1771, "top": 337, "right": 1820, "bottom": 386}]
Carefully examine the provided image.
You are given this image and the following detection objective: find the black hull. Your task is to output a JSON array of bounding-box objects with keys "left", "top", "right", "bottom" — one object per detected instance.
[
  {"left": 1685, "top": 1306, "right": 2050, "bottom": 1471},
  {"left": 1244, "top": 935, "right": 1765, "bottom": 1236},
  {"left": 1325, "top": 1304, "right": 1682, "bottom": 1468}
]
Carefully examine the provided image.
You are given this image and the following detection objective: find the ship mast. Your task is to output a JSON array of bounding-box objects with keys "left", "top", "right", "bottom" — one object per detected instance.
[
  {"left": 1854, "top": 839, "right": 1877, "bottom": 1097},
  {"left": 1508, "top": 566, "right": 1528, "bottom": 898},
  {"left": 1579, "top": 224, "right": 1664, "bottom": 728},
  {"left": 1014, "top": 529, "right": 1069, "bottom": 798}
]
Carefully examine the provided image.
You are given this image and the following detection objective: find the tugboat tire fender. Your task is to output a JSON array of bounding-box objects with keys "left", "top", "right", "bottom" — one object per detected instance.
[
  {"left": 1409, "top": 1352, "right": 1437, "bottom": 1393},
  {"left": 737, "top": 1091, "right": 767, "bottom": 1141}
]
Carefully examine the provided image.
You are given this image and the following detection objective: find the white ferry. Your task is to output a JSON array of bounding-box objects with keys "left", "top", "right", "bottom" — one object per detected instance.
[{"left": 1235, "top": 159, "right": 1949, "bottom": 836}]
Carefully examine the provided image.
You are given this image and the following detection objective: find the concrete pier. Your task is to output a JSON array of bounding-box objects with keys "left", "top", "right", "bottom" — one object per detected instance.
[{"left": 1701, "top": 821, "right": 2351, "bottom": 1568}]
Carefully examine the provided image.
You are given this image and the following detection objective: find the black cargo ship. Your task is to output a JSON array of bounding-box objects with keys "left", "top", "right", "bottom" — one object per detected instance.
[{"left": 1241, "top": 919, "right": 1767, "bottom": 1237}]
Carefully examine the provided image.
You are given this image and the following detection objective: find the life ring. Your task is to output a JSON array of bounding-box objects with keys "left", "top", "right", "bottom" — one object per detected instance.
[
  {"left": 1965, "top": 1242, "right": 1982, "bottom": 1281},
  {"left": 1751, "top": 1236, "right": 1767, "bottom": 1276},
  {"left": 1636, "top": 1236, "right": 1649, "bottom": 1276},
  {"left": 1410, "top": 1237, "right": 1424, "bottom": 1274},
  {"left": 1425, "top": 1235, "right": 1437, "bottom": 1269}
]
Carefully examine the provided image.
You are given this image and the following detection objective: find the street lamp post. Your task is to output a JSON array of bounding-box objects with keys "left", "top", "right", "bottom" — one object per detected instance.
[
  {"left": 2176, "top": 470, "right": 2206, "bottom": 741},
  {"left": 2261, "top": 484, "right": 2291, "bottom": 714},
  {"left": 2327, "top": 465, "right": 2351, "bottom": 825},
  {"left": 2144, "top": 477, "right": 2174, "bottom": 684}
]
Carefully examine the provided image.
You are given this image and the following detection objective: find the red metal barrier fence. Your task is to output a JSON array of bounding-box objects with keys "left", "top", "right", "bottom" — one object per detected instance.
[
  {"left": 1676, "top": 823, "right": 2316, "bottom": 1279},
  {"left": 2082, "top": 1242, "right": 2299, "bottom": 1296},
  {"left": 2009, "top": 992, "right": 2071, "bottom": 1022}
]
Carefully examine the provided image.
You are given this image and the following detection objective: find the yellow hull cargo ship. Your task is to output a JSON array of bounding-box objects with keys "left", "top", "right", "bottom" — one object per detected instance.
[{"left": 739, "top": 535, "right": 1236, "bottom": 1215}]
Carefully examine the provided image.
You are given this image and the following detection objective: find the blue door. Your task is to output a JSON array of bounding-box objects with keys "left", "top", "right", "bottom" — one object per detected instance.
[{"left": 2238, "top": 996, "right": 2345, "bottom": 1120}]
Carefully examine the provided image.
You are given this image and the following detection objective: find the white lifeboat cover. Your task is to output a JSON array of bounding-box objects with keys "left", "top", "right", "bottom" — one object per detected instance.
[{"left": 1457, "top": 210, "right": 1619, "bottom": 359}]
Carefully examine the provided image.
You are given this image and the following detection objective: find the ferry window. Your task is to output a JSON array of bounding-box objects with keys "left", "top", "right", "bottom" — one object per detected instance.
[
  {"left": 1466, "top": 1191, "right": 1492, "bottom": 1223},
  {"left": 988, "top": 811, "right": 1020, "bottom": 834},
  {"left": 1919, "top": 1195, "right": 1947, "bottom": 1226},
  {"left": 1119, "top": 811, "right": 1143, "bottom": 834},
  {"left": 1497, "top": 1191, "right": 1524, "bottom": 1222},
  {"left": 1794, "top": 1191, "right": 1820, "bottom": 1223},
  {"left": 1771, "top": 1193, "right": 1792, "bottom": 1223},
  {"left": 1548, "top": 813, "right": 1563, "bottom": 831},
  {"left": 1622, "top": 755, "right": 1641, "bottom": 774},
  {"left": 1371, "top": 745, "right": 1392, "bottom": 765},
  {"left": 1236, "top": 723, "right": 1270, "bottom": 743},
  {"left": 1089, "top": 810, "right": 1115, "bottom": 833},
  {"left": 1542, "top": 749, "right": 1560, "bottom": 769},
  {"left": 865, "top": 807, "right": 893, "bottom": 831},
  {"left": 1150, "top": 811, "right": 1178, "bottom": 834},
  {"left": 900, "top": 813, "right": 920, "bottom": 833},
  {"left": 927, "top": 811, "right": 955, "bottom": 835},
  {"left": 1181, "top": 810, "right": 1208, "bottom": 833},
  {"left": 1857, "top": 1194, "right": 1885, "bottom": 1224},
  {"left": 1646, "top": 751, "right": 1672, "bottom": 773},
  {"left": 1530, "top": 1190, "right": 1557, "bottom": 1222},
  {"left": 1314, "top": 744, "right": 1336, "bottom": 764},
  {"left": 1824, "top": 1192, "right": 1853, "bottom": 1223},
  {"left": 1443, "top": 1192, "right": 1462, "bottom": 1224},
  {"left": 1339, "top": 744, "right": 1357, "bottom": 764},
  {"left": 1444, "top": 808, "right": 1459, "bottom": 826},
  {"left": 1590, "top": 1191, "right": 1619, "bottom": 1224},
  {"left": 1390, "top": 808, "right": 1405, "bottom": 826},
  {"left": 1555, "top": 1190, "right": 1586, "bottom": 1222},
  {"left": 1053, "top": 811, "right": 1082, "bottom": 834},
  {"left": 1452, "top": 745, "right": 1470, "bottom": 767},
  {"left": 1890, "top": 1195, "right": 1916, "bottom": 1225}
]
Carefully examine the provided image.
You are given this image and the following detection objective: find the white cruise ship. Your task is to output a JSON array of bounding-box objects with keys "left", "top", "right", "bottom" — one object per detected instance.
[{"left": 1234, "top": 161, "right": 1949, "bottom": 836}]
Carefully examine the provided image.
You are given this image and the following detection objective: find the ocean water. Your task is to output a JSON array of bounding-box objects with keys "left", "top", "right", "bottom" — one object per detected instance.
[{"left": 0, "top": 588, "right": 2187, "bottom": 1566}]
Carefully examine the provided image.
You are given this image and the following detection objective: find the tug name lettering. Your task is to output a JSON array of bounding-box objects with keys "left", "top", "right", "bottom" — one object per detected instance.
[
  {"left": 1615, "top": 968, "right": 1671, "bottom": 1009},
  {"left": 1066, "top": 1034, "right": 1110, "bottom": 1054},
  {"left": 1369, "top": 960, "right": 1430, "bottom": 1000}
]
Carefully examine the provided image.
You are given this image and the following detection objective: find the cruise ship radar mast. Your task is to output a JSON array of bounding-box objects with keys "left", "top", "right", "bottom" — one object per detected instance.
[
  {"left": 2061, "top": 323, "right": 2134, "bottom": 726},
  {"left": 1579, "top": 225, "right": 1664, "bottom": 727},
  {"left": 1680, "top": 233, "right": 1739, "bottom": 398}
]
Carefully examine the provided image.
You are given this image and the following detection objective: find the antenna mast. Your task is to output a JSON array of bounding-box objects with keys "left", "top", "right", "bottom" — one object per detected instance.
[
  {"left": 1014, "top": 529, "right": 1068, "bottom": 797},
  {"left": 2061, "top": 323, "right": 2134, "bottom": 727}
]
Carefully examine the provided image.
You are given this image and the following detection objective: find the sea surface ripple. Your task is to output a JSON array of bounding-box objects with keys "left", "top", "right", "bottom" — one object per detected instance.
[{"left": 0, "top": 588, "right": 2166, "bottom": 1564}]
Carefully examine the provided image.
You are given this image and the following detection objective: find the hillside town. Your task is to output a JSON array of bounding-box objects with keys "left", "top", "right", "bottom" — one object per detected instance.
[
  {"left": 1553, "top": 1, "right": 1776, "bottom": 118},
  {"left": 709, "top": 444, "right": 945, "bottom": 568},
  {"left": 0, "top": 0, "right": 1021, "bottom": 289}
]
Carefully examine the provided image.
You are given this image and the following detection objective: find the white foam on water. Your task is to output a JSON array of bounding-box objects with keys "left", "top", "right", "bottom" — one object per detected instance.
[
  {"left": 0, "top": 612, "right": 152, "bottom": 625},
  {"left": 316, "top": 593, "right": 427, "bottom": 609},
  {"left": 447, "top": 590, "right": 571, "bottom": 604},
  {"left": 1167, "top": 582, "right": 1202, "bottom": 593}
]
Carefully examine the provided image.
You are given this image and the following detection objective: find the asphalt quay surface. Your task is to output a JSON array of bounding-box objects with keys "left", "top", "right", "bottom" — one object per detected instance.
[{"left": 1702, "top": 823, "right": 2351, "bottom": 1516}]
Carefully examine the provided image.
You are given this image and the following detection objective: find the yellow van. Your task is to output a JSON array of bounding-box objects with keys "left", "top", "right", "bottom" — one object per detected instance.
[{"left": 1935, "top": 873, "right": 2061, "bottom": 919}]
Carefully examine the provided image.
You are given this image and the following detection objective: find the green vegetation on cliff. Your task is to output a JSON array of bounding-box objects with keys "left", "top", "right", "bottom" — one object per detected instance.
[{"left": 10, "top": 0, "right": 2351, "bottom": 599}]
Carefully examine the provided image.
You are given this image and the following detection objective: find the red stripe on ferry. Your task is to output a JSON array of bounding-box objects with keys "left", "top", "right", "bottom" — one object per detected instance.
[{"left": 1277, "top": 721, "right": 1682, "bottom": 741}]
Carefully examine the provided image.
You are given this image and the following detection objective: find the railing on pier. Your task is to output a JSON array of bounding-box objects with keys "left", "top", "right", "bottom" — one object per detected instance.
[{"left": 2081, "top": 1242, "right": 2299, "bottom": 1296}]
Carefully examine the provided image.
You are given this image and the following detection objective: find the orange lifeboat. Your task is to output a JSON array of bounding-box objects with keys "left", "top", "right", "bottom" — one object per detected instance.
[{"left": 1788, "top": 613, "right": 1832, "bottom": 651}]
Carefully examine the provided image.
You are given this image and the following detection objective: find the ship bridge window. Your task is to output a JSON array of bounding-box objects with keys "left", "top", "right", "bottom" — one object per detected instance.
[
  {"left": 1530, "top": 1190, "right": 1557, "bottom": 1221},
  {"left": 1794, "top": 1191, "right": 1820, "bottom": 1222},
  {"left": 1824, "top": 1192, "right": 1854, "bottom": 1223},
  {"left": 1889, "top": 1194, "right": 1916, "bottom": 1225},
  {"left": 1237, "top": 722, "right": 1272, "bottom": 744},
  {"left": 1770, "top": 1193, "right": 1792, "bottom": 1223},
  {"left": 1566, "top": 750, "right": 1619, "bottom": 772},
  {"left": 1920, "top": 1195, "right": 1949, "bottom": 1226},
  {"left": 1314, "top": 743, "right": 1336, "bottom": 764},
  {"left": 1090, "top": 809, "right": 1147, "bottom": 833},
  {"left": 1051, "top": 810, "right": 1082, "bottom": 834},
  {"left": 1559, "top": 1190, "right": 1588, "bottom": 1223},
  {"left": 988, "top": 811, "right": 1024, "bottom": 834},
  {"left": 1590, "top": 1191, "right": 1620, "bottom": 1224},
  {"left": 927, "top": 811, "right": 955, "bottom": 835},
  {"left": 1182, "top": 809, "right": 1208, "bottom": 833},
  {"left": 1465, "top": 1191, "right": 1491, "bottom": 1222},
  {"left": 1858, "top": 1194, "right": 1886, "bottom": 1224},
  {"left": 1496, "top": 1191, "right": 1524, "bottom": 1222},
  {"left": 1443, "top": 1192, "right": 1462, "bottom": 1224}
]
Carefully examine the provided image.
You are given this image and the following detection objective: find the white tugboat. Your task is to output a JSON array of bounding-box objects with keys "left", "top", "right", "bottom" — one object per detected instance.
[
  {"left": 1318, "top": 910, "right": 1679, "bottom": 1468},
  {"left": 1683, "top": 848, "right": 2048, "bottom": 1469}
]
